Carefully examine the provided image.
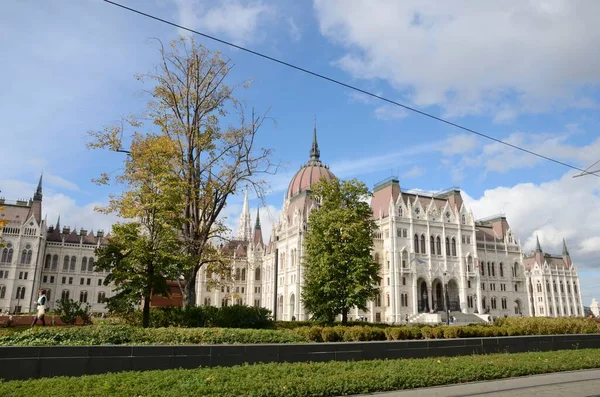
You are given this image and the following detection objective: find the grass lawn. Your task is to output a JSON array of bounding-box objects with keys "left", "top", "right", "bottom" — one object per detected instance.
[{"left": 1, "top": 349, "right": 600, "bottom": 396}]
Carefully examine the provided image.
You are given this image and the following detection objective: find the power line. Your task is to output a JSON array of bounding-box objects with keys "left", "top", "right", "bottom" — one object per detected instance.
[{"left": 103, "top": 0, "right": 598, "bottom": 177}]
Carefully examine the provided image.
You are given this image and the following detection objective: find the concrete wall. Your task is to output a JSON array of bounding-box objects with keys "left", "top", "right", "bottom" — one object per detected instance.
[{"left": 2, "top": 334, "right": 600, "bottom": 381}]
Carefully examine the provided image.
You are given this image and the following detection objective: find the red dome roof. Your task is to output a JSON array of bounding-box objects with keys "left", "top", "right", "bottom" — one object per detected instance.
[
  {"left": 286, "top": 125, "right": 336, "bottom": 198},
  {"left": 287, "top": 163, "right": 335, "bottom": 198}
]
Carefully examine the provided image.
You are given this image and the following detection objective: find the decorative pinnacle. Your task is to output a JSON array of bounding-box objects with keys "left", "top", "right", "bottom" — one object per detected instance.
[{"left": 309, "top": 122, "right": 320, "bottom": 162}]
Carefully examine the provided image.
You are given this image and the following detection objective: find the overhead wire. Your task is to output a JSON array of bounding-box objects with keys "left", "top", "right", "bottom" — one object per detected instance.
[{"left": 103, "top": 0, "right": 598, "bottom": 177}]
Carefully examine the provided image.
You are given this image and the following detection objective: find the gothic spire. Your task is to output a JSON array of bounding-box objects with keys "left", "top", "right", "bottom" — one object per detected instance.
[
  {"left": 34, "top": 173, "right": 43, "bottom": 201},
  {"left": 55, "top": 215, "right": 61, "bottom": 231},
  {"left": 237, "top": 189, "right": 251, "bottom": 241},
  {"left": 255, "top": 207, "right": 261, "bottom": 229},
  {"left": 562, "top": 238, "right": 570, "bottom": 256},
  {"left": 535, "top": 235, "right": 542, "bottom": 253},
  {"left": 309, "top": 122, "right": 320, "bottom": 162}
]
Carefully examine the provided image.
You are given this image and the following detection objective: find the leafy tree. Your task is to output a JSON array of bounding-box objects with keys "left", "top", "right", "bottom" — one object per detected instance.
[
  {"left": 93, "top": 134, "right": 184, "bottom": 328},
  {"left": 56, "top": 298, "right": 92, "bottom": 325},
  {"left": 302, "top": 178, "right": 381, "bottom": 325},
  {"left": 89, "top": 37, "right": 277, "bottom": 307}
]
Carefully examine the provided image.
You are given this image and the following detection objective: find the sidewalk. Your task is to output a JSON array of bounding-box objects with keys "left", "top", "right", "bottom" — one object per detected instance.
[{"left": 350, "top": 369, "right": 600, "bottom": 397}]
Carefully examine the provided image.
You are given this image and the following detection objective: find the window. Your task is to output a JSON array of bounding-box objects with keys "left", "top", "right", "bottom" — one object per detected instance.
[
  {"left": 553, "top": 281, "right": 557, "bottom": 293},
  {"left": 235, "top": 268, "right": 241, "bottom": 281},
  {"left": 436, "top": 237, "right": 441, "bottom": 255},
  {"left": 386, "top": 293, "right": 390, "bottom": 307},
  {"left": 482, "top": 297, "right": 486, "bottom": 309},
  {"left": 79, "top": 291, "right": 88, "bottom": 303},
  {"left": 15, "top": 286, "right": 25, "bottom": 299},
  {"left": 98, "top": 291, "right": 106, "bottom": 303},
  {"left": 0, "top": 285, "right": 5, "bottom": 299},
  {"left": 468, "top": 280, "right": 471, "bottom": 288},
  {"left": 70, "top": 256, "right": 76, "bottom": 271},
  {"left": 402, "top": 277, "right": 406, "bottom": 286},
  {"left": 560, "top": 282, "right": 564, "bottom": 293},
  {"left": 98, "top": 278, "right": 102, "bottom": 286},
  {"left": 241, "top": 268, "right": 246, "bottom": 281},
  {"left": 445, "top": 237, "right": 450, "bottom": 256},
  {"left": 398, "top": 207, "right": 403, "bottom": 217},
  {"left": 68, "top": 277, "right": 73, "bottom": 285},
  {"left": 462, "top": 214, "right": 466, "bottom": 224},
  {"left": 467, "top": 295, "right": 473, "bottom": 308},
  {"left": 420, "top": 235, "right": 426, "bottom": 254},
  {"left": 513, "top": 262, "right": 518, "bottom": 277},
  {"left": 81, "top": 257, "right": 88, "bottom": 272},
  {"left": 80, "top": 278, "right": 84, "bottom": 285},
  {"left": 20, "top": 245, "right": 32, "bottom": 264},
  {"left": 204, "top": 297, "right": 211, "bottom": 306},
  {"left": 491, "top": 297, "right": 497, "bottom": 309},
  {"left": 536, "top": 282, "right": 542, "bottom": 293},
  {"left": 491, "top": 263, "right": 495, "bottom": 277},
  {"left": 403, "top": 229, "right": 407, "bottom": 238},
  {"left": 546, "top": 282, "right": 550, "bottom": 292},
  {"left": 375, "top": 294, "right": 382, "bottom": 307},
  {"left": 467, "top": 236, "right": 471, "bottom": 244},
  {"left": 24, "top": 272, "right": 28, "bottom": 280},
  {"left": 63, "top": 255, "right": 69, "bottom": 271},
  {"left": 574, "top": 284, "right": 578, "bottom": 294},
  {"left": 501, "top": 297, "right": 507, "bottom": 310},
  {"left": 514, "top": 284, "right": 518, "bottom": 292},
  {"left": 481, "top": 261, "right": 485, "bottom": 276},
  {"left": 61, "top": 290, "right": 70, "bottom": 301},
  {"left": 50, "top": 276, "right": 54, "bottom": 283},
  {"left": 43, "top": 275, "right": 48, "bottom": 283},
  {"left": 52, "top": 254, "right": 58, "bottom": 270},
  {"left": 87, "top": 278, "right": 91, "bottom": 286},
  {"left": 221, "top": 298, "right": 228, "bottom": 307},
  {"left": 255, "top": 267, "right": 261, "bottom": 281},
  {"left": 44, "top": 254, "right": 51, "bottom": 269},
  {"left": 387, "top": 277, "right": 390, "bottom": 286},
  {"left": 88, "top": 258, "right": 94, "bottom": 272},
  {"left": 235, "top": 286, "right": 239, "bottom": 293},
  {"left": 62, "top": 276, "right": 66, "bottom": 284},
  {"left": 451, "top": 238, "right": 457, "bottom": 256},
  {"left": 430, "top": 236, "right": 435, "bottom": 255},
  {"left": 414, "top": 234, "right": 420, "bottom": 253},
  {"left": 254, "top": 299, "right": 260, "bottom": 307},
  {"left": 482, "top": 283, "right": 485, "bottom": 290},
  {"left": 255, "top": 286, "right": 261, "bottom": 294},
  {"left": 499, "top": 263, "right": 504, "bottom": 278}
]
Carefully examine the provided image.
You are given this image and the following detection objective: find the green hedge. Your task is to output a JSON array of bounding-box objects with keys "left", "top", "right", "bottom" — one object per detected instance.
[
  {"left": 1, "top": 317, "right": 598, "bottom": 346},
  {"left": 0, "top": 324, "right": 307, "bottom": 346},
  {"left": 124, "top": 305, "right": 273, "bottom": 329},
  {"left": 2, "top": 349, "right": 600, "bottom": 396}
]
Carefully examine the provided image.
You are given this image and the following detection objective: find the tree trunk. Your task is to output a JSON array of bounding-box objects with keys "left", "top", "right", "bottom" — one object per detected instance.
[
  {"left": 341, "top": 308, "right": 348, "bottom": 325},
  {"left": 183, "top": 268, "right": 198, "bottom": 308},
  {"left": 142, "top": 289, "right": 151, "bottom": 328}
]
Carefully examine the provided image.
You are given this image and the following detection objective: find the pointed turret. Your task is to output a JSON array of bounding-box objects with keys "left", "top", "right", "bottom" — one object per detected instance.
[
  {"left": 309, "top": 122, "right": 320, "bottom": 163},
  {"left": 562, "top": 238, "right": 570, "bottom": 256},
  {"left": 535, "top": 235, "right": 542, "bottom": 253},
  {"left": 55, "top": 215, "right": 61, "bottom": 231},
  {"left": 253, "top": 207, "right": 263, "bottom": 246},
  {"left": 34, "top": 173, "right": 43, "bottom": 201},
  {"left": 30, "top": 173, "right": 43, "bottom": 223},
  {"left": 237, "top": 189, "right": 251, "bottom": 241}
]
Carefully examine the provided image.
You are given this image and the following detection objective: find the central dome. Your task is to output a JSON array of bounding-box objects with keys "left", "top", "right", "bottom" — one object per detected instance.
[{"left": 287, "top": 125, "right": 336, "bottom": 198}]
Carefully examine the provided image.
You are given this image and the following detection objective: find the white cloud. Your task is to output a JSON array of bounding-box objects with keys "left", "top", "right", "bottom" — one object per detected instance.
[
  {"left": 462, "top": 172, "right": 600, "bottom": 273},
  {"left": 44, "top": 173, "right": 79, "bottom": 192},
  {"left": 374, "top": 104, "right": 408, "bottom": 120},
  {"left": 172, "top": 0, "right": 274, "bottom": 45},
  {"left": 441, "top": 134, "right": 480, "bottom": 156},
  {"left": 401, "top": 166, "right": 425, "bottom": 179},
  {"left": 43, "top": 194, "right": 120, "bottom": 234},
  {"left": 287, "top": 17, "right": 301, "bottom": 41},
  {"left": 314, "top": 0, "right": 600, "bottom": 118}
]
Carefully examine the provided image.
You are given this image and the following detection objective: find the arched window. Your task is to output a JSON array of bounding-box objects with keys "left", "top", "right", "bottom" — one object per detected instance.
[
  {"left": 61, "top": 290, "right": 70, "bottom": 301},
  {"left": 98, "top": 291, "right": 106, "bottom": 303},
  {"left": 574, "top": 284, "right": 578, "bottom": 294},
  {"left": 222, "top": 298, "right": 229, "bottom": 308},
  {"left": 430, "top": 236, "right": 435, "bottom": 254},
  {"left": 461, "top": 214, "right": 466, "bottom": 224},
  {"left": 491, "top": 262, "right": 495, "bottom": 277},
  {"left": 451, "top": 238, "right": 457, "bottom": 256},
  {"left": 567, "top": 282, "right": 571, "bottom": 293},
  {"left": 0, "top": 246, "right": 7, "bottom": 263},
  {"left": 436, "top": 237, "right": 441, "bottom": 255},
  {"left": 536, "top": 282, "right": 542, "bottom": 293},
  {"left": 420, "top": 235, "right": 426, "bottom": 254},
  {"left": 445, "top": 237, "right": 450, "bottom": 256},
  {"left": 25, "top": 246, "right": 32, "bottom": 264},
  {"left": 499, "top": 263, "right": 504, "bottom": 278},
  {"left": 52, "top": 254, "right": 58, "bottom": 270},
  {"left": 16, "top": 286, "right": 25, "bottom": 299},
  {"left": 546, "top": 281, "right": 550, "bottom": 292},
  {"left": 70, "top": 256, "right": 76, "bottom": 271},
  {"left": 501, "top": 297, "right": 507, "bottom": 310},
  {"left": 255, "top": 268, "right": 261, "bottom": 281},
  {"left": 204, "top": 297, "right": 211, "bottom": 306},
  {"left": 560, "top": 282, "right": 564, "bottom": 293},
  {"left": 414, "top": 234, "right": 420, "bottom": 253},
  {"left": 553, "top": 281, "right": 557, "bottom": 293},
  {"left": 491, "top": 297, "right": 497, "bottom": 309},
  {"left": 482, "top": 297, "right": 486, "bottom": 309},
  {"left": 81, "top": 257, "right": 88, "bottom": 272},
  {"left": 481, "top": 261, "right": 485, "bottom": 276},
  {"left": 63, "top": 256, "right": 69, "bottom": 271},
  {"left": 79, "top": 291, "right": 88, "bottom": 303},
  {"left": 467, "top": 256, "right": 473, "bottom": 272},
  {"left": 375, "top": 293, "right": 381, "bottom": 307},
  {"left": 398, "top": 207, "right": 403, "bottom": 217},
  {"left": 512, "top": 262, "right": 518, "bottom": 277},
  {"left": 44, "top": 254, "right": 51, "bottom": 269},
  {"left": 88, "top": 258, "right": 94, "bottom": 272},
  {"left": 235, "top": 268, "right": 241, "bottom": 281},
  {"left": 20, "top": 247, "right": 32, "bottom": 264},
  {"left": 241, "top": 268, "right": 246, "bottom": 282},
  {"left": 0, "top": 285, "right": 5, "bottom": 299},
  {"left": 487, "top": 262, "right": 491, "bottom": 276}
]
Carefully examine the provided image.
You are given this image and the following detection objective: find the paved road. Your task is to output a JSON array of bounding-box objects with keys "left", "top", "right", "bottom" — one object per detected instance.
[{"left": 352, "top": 369, "right": 600, "bottom": 397}]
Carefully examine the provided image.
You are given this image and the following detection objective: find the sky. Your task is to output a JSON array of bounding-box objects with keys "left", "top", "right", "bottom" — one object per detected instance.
[{"left": 1, "top": 0, "right": 599, "bottom": 304}]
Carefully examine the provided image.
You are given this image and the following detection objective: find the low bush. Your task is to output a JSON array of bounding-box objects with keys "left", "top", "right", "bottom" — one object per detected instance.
[
  {"left": 124, "top": 305, "right": 273, "bottom": 329},
  {"left": 3, "top": 349, "right": 600, "bottom": 396}
]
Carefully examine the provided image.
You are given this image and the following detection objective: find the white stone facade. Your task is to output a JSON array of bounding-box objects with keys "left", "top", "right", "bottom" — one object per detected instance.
[
  {"left": 0, "top": 177, "right": 113, "bottom": 314},
  {"left": 195, "top": 130, "right": 584, "bottom": 323}
]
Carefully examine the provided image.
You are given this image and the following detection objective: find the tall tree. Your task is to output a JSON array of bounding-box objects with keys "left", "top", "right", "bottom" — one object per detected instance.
[
  {"left": 302, "top": 178, "right": 381, "bottom": 324},
  {"left": 89, "top": 37, "right": 277, "bottom": 307},
  {"left": 93, "top": 134, "right": 184, "bottom": 327}
]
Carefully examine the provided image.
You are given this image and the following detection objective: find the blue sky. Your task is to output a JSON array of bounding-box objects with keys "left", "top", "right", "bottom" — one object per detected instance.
[{"left": 1, "top": 0, "right": 600, "bottom": 303}]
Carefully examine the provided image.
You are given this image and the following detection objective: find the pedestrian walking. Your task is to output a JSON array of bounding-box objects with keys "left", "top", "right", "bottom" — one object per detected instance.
[{"left": 31, "top": 289, "right": 47, "bottom": 326}]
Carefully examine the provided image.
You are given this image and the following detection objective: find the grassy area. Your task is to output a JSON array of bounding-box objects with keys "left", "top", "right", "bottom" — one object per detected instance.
[{"left": 1, "top": 349, "right": 600, "bottom": 396}]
